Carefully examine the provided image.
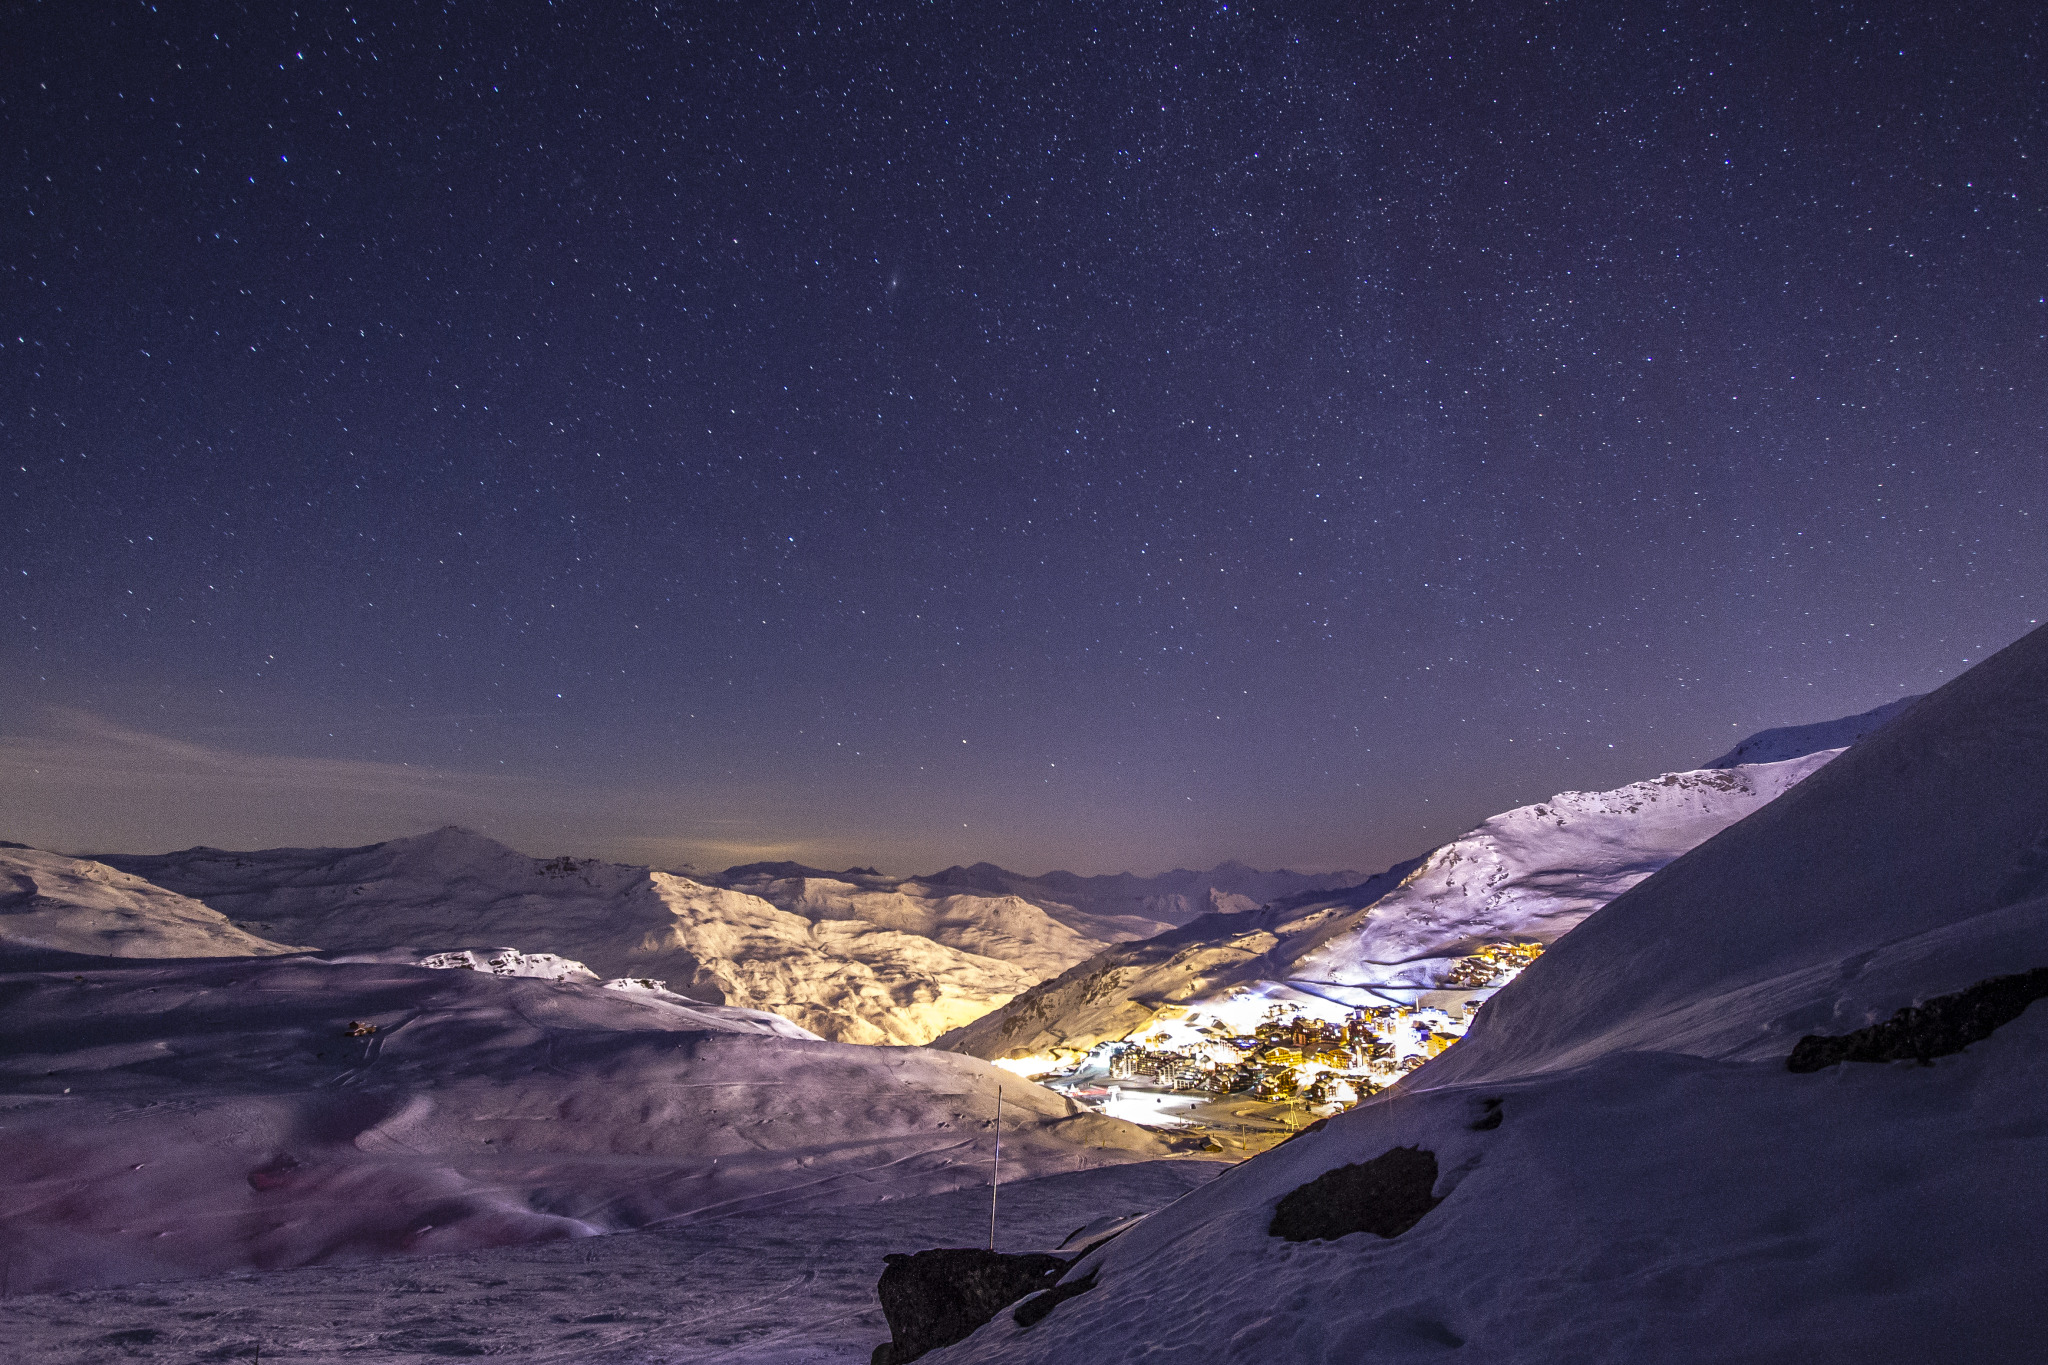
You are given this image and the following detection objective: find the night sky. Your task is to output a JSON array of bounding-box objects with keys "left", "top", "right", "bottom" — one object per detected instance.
[{"left": 4, "top": 1, "right": 2043, "bottom": 875}]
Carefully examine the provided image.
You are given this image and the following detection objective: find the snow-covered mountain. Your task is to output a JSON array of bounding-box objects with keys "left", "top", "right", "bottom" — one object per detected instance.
[
  {"left": 84, "top": 833, "right": 1358, "bottom": 1047},
  {"left": 90, "top": 830, "right": 1045, "bottom": 1045},
  {"left": 0, "top": 844, "right": 303, "bottom": 959},
  {"left": 920, "top": 623, "right": 2048, "bottom": 1365},
  {"left": 0, "top": 944, "right": 1180, "bottom": 1295},
  {"left": 939, "top": 716, "right": 1884, "bottom": 1068}
]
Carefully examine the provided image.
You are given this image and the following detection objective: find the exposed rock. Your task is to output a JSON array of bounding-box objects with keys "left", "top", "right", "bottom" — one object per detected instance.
[
  {"left": 873, "top": 1249, "right": 1069, "bottom": 1363},
  {"left": 1268, "top": 1145, "right": 1444, "bottom": 1242},
  {"left": 1012, "top": 1267, "right": 1098, "bottom": 1328},
  {"left": 1787, "top": 967, "right": 2048, "bottom": 1072}
]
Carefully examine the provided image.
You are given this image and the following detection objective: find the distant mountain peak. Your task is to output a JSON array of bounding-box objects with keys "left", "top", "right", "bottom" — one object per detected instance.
[
  {"left": 377, "top": 826, "right": 526, "bottom": 862},
  {"left": 719, "top": 860, "right": 847, "bottom": 882}
]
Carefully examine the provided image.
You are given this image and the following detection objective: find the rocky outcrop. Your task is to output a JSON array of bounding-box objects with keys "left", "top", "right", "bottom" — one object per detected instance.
[
  {"left": 1268, "top": 1145, "right": 1444, "bottom": 1242},
  {"left": 1787, "top": 967, "right": 2048, "bottom": 1071},
  {"left": 873, "top": 1249, "right": 1070, "bottom": 1363}
]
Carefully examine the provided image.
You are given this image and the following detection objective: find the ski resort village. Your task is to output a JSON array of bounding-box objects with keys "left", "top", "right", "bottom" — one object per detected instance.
[{"left": 1009, "top": 941, "right": 1544, "bottom": 1143}]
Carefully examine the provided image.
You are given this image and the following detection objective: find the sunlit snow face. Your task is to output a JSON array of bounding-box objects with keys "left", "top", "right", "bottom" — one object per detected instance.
[
  {"left": 1094, "top": 1087, "right": 1198, "bottom": 1128},
  {"left": 990, "top": 1053, "right": 1067, "bottom": 1079}
]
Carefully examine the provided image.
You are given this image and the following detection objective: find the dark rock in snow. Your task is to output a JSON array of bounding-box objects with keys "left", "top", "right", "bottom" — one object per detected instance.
[
  {"left": 1012, "top": 1267, "right": 1098, "bottom": 1328},
  {"left": 873, "top": 1248, "right": 1069, "bottom": 1363},
  {"left": 1268, "top": 1145, "right": 1444, "bottom": 1242},
  {"left": 1469, "top": 1097, "right": 1504, "bottom": 1130},
  {"left": 1787, "top": 967, "right": 2048, "bottom": 1072}
]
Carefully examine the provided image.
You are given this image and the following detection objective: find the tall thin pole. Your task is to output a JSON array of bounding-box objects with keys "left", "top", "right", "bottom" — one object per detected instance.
[{"left": 989, "top": 1086, "right": 1002, "bottom": 1251}]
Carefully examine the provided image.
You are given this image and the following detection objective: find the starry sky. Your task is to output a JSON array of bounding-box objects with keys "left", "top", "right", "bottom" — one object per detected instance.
[{"left": 4, "top": 1, "right": 2043, "bottom": 875}]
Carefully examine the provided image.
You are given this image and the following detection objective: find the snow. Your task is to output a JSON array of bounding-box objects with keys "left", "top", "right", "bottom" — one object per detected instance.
[
  {"left": 414, "top": 947, "right": 603, "bottom": 982},
  {"left": 6, "top": 674, "right": 2012, "bottom": 1358},
  {"left": 86, "top": 837, "right": 1368, "bottom": 1049},
  {"left": 899, "top": 860, "right": 1370, "bottom": 938},
  {"left": 0, "top": 845, "right": 304, "bottom": 960},
  {"left": 0, "top": 1159, "right": 1220, "bottom": 1364},
  {"left": 88, "top": 832, "right": 1065, "bottom": 1046},
  {"left": 1283, "top": 751, "right": 1839, "bottom": 1000},
  {"left": 0, "top": 947, "right": 1190, "bottom": 1297},
  {"left": 941, "top": 749, "right": 1839, "bottom": 1066},
  {"left": 728, "top": 873, "right": 1108, "bottom": 976},
  {"left": 1698, "top": 694, "right": 1919, "bottom": 768},
  {"left": 917, "top": 622, "right": 2048, "bottom": 1364}
]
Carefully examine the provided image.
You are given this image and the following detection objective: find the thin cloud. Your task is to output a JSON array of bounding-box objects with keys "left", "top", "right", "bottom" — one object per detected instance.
[{"left": 0, "top": 709, "right": 897, "bottom": 870}]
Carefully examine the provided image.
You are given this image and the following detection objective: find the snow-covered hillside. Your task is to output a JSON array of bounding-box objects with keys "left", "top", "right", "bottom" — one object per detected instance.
[
  {"left": 941, "top": 744, "right": 1854, "bottom": 1069},
  {"left": 922, "top": 623, "right": 2048, "bottom": 1365},
  {"left": 0, "top": 844, "right": 303, "bottom": 959},
  {"left": 0, "top": 945, "right": 1181, "bottom": 1295}
]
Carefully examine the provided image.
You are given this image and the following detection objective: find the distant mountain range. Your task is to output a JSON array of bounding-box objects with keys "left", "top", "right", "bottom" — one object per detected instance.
[
  {"left": 6, "top": 699, "right": 1913, "bottom": 1051},
  {"left": 3, "top": 836, "right": 1349, "bottom": 1046}
]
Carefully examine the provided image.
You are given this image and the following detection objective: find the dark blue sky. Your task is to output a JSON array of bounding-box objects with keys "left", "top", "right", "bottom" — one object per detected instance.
[{"left": 4, "top": 0, "right": 2043, "bottom": 873}]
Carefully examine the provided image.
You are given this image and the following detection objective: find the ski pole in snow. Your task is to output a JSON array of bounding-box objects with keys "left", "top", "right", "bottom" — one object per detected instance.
[{"left": 989, "top": 1086, "right": 1002, "bottom": 1251}]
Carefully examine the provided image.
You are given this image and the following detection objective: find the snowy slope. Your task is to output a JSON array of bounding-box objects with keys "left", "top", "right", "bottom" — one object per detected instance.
[
  {"left": 1699, "top": 693, "right": 1919, "bottom": 767},
  {"left": 923, "top": 623, "right": 2048, "bottom": 1365},
  {"left": 0, "top": 947, "right": 1182, "bottom": 1295},
  {"left": 0, "top": 845, "right": 303, "bottom": 959},
  {"left": 941, "top": 749, "right": 1837, "bottom": 1063}
]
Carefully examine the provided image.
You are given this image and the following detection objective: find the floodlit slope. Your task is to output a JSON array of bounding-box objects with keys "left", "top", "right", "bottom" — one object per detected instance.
[
  {"left": 101, "top": 830, "right": 1058, "bottom": 1045},
  {"left": 727, "top": 872, "right": 1107, "bottom": 980},
  {"left": 637, "top": 872, "right": 1048, "bottom": 1044},
  {"left": 0, "top": 949, "right": 1176, "bottom": 1295},
  {"left": 0, "top": 845, "right": 302, "bottom": 958},
  {"left": 941, "top": 752, "right": 1834, "bottom": 1062},
  {"left": 925, "top": 626, "right": 2048, "bottom": 1365},
  {"left": 1284, "top": 751, "right": 1839, "bottom": 997}
]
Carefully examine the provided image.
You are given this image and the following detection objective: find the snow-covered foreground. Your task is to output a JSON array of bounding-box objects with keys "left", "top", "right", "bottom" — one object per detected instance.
[
  {"left": 0, "top": 949, "right": 1182, "bottom": 1298},
  {"left": 0, "top": 1159, "right": 1219, "bottom": 1364},
  {"left": 920, "top": 625, "right": 2048, "bottom": 1363}
]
